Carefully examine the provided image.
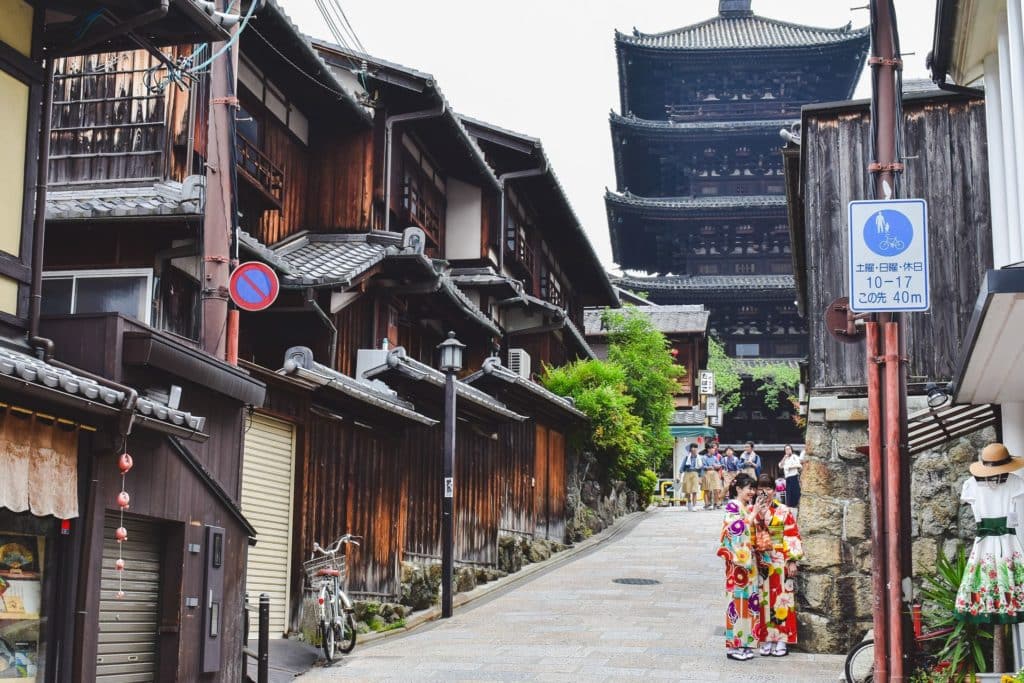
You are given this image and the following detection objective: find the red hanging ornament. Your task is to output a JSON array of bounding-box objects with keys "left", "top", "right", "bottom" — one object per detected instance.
[
  {"left": 115, "top": 445, "right": 133, "bottom": 600},
  {"left": 115, "top": 526, "right": 128, "bottom": 543},
  {"left": 117, "top": 491, "right": 130, "bottom": 509},
  {"left": 118, "top": 452, "right": 134, "bottom": 474},
  {"left": 115, "top": 558, "right": 125, "bottom": 571}
]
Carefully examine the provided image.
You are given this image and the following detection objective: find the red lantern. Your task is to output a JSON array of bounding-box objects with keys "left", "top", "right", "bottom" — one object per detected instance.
[
  {"left": 118, "top": 452, "right": 134, "bottom": 474},
  {"left": 117, "top": 491, "right": 130, "bottom": 509}
]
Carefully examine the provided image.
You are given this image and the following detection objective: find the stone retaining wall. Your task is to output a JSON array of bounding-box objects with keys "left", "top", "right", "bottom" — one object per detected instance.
[{"left": 797, "top": 394, "right": 994, "bottom": 654}]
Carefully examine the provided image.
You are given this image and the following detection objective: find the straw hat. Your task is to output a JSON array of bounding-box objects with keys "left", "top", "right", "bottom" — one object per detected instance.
[{"left": 969, "top": 443, "right": 1024, "bottom": 477}]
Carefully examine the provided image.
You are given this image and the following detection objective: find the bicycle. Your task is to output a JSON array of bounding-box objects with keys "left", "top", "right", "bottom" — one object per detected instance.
[
  {"left": 844, "top": 599, "right": 953, "bottom": 682},
  {"left": 304, "top": 533, "right": 361, "bottom": 662}
]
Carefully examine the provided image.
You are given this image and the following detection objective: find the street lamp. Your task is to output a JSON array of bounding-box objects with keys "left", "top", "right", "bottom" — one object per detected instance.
[{"left": 437, "top": 331, "right": 464, "bottom": 618}]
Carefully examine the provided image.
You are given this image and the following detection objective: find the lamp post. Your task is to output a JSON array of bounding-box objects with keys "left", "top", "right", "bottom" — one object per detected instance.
[{"left": 437, "top": 331, "right": 464, "bottom": 618}]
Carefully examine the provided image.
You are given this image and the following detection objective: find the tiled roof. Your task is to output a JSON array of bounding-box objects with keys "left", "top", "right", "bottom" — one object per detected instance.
[
  {"left": 584, "top": 305, "right": 709, "bottom": 336},
  {"left": 362, "top": 348, "right": 526, "bottom": 422},
  {"left": 563, "top": 318, "right": 597, "bottom": 360},
  {"left": 617, "top": 15, "right": 868, "bottom": 51},
  {"left": 610, "top": 112, "right": 796, "bottom": 134},
  {"left": 238, "top": 230, "right": 296, "bottom": 277},
  {"left": 0, "top": 344, "right": 206, "bottom": 434},
  {"left": 273, "top": 231, "right": 403, "bottom": 286},
  {"left": 46, "top": 179, "right": 203, "bottom": 220},
  {"left": 733, "top": 358, "right": 802, "bottom": 370},
  {"left": 672, "top": 409, "right": 707, "bottom": 425},
  {"left": 464, "top": 357, "right": 587, "bottom": 422},
  {"left": 615, "top": 274, "right": 795, "bottom": 292},
  {"left": 280, "top": 346, "right": 437, "bottom": 426},
  {"left": 606, "top": 190, "right": 787, "bottom": 211}
]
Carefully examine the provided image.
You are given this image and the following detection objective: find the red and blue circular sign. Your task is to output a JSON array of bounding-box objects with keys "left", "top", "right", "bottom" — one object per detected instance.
[{"left": 229, "top": 261, "right": 280, "bottom": 312}]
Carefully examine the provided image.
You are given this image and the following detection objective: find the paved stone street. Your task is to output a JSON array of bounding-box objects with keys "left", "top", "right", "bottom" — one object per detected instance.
[{"left": 297, "top": 506, "right": 846, "bottom": 682}]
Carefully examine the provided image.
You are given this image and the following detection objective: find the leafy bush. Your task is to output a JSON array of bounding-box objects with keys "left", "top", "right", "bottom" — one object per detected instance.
[{"left": 631, "top": 468, "right": 659, "bottom": 507}]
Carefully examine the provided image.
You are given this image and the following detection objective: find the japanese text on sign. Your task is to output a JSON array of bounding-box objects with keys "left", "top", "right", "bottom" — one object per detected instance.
[
  {"left": 848, "top": 199, "right": 929, "bottom": 312},
  {"left": 699, "top": 371, "right": 715, "bottom": 396}
]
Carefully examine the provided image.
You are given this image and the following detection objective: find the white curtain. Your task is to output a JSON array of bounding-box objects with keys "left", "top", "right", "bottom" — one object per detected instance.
[{"left": 0, "top": 413, "right": 79, "bottom": 519}]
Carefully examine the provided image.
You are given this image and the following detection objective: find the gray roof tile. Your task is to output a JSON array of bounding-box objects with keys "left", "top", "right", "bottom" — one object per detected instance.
[
  {"left": 0, "top": 344, "right": 206, "bottom": 434},
  {"left": 617, "top": 15, "right": 868, "bottom": 50},
  {"left": 615, "top": 274, "right": 795, "bottom": 292},
  {"left": 46, "top": 179, "right": 204, "bottom": 221},
  {"left": 672, "top": 409, "right": 708, "bottom": 425},
  {"left": 274, "top": 232, "right": 402, "bottom": 286},
  {"left": 584, "top": 305, "right": 709, "bottom": 336},
  {"left": 606, "top": 190, "right": 787, "bottom": 211},
  {"left": 463, "top": 357, "right": 587, "bottom": 421},
  {"left": 610, "top": 112, "right": 796, "bottom": 133}
]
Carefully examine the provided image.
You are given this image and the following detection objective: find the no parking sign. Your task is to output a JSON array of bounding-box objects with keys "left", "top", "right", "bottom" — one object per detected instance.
[{"left": 229, "top": 262, "right": 280, "bottom": 312}]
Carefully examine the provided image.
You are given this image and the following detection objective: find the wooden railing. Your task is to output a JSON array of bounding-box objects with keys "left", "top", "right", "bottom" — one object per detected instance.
[
  {"left": 236, "top": 134, "right": 284, "bottom": 207},
  {"left": 401, "top": 176, "right": 442, "bottom": 246}
]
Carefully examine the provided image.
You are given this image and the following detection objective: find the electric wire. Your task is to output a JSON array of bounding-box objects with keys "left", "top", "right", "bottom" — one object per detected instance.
[
  {"left": 247, "top": 25, "right": 353, "bottom": 102},
  {"left": 312, "top": 0, "right": 363, "bottom": 73}
]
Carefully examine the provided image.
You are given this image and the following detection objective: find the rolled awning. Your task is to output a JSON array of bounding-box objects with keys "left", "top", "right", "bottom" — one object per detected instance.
[{"left": 669, "top": 425, "right": 717, "bottom": 439}]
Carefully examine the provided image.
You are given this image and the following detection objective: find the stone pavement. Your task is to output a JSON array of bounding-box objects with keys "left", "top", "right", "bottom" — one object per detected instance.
[{"left": 297, "top": 505, "right": 847, "bottom": 682}]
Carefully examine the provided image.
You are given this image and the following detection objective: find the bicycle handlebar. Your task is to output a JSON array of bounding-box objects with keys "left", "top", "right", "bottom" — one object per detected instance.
[{"left": 312, "top": 534, "right": 362, "bottom": 557}]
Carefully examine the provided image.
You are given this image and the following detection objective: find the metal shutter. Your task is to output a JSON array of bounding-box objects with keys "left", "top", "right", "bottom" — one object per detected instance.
[
  {"left": 241, "top": 413, "right": 296, "bottom": 638},
  {"left": 97, "top": 514, "right": 161, "bottom": 682}
]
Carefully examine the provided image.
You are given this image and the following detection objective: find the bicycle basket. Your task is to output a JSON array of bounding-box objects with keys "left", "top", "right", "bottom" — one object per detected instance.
[{"left": 303, "top": 553, "right": 345, "bottom": 587}]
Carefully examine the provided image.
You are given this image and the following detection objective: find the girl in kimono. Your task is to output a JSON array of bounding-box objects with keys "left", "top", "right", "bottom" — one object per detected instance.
[
  {"left": 754, "top": 474, "right": 803, "bottom": 656},
  {"left": 717, "top": 472, "right": 762, "bottom": 661}
]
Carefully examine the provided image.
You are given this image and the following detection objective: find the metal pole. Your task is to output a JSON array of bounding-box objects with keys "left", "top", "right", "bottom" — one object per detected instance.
[
  {"left": 258, "top": 593, "right": 269, "bottom": 683},
  {"left": 866, "top": 322, "right": 889, "bottom": 683},
  {"left": 441, "top": 369, "right": 457, "bottom": 618},
  {"left": 884, "top": 322, "right": 905, "bottom": 681},
  {"left": 242, "top": 593, "right": 249, "bottom": 680}
]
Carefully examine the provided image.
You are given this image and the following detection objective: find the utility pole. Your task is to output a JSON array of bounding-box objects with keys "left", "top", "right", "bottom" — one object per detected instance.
[
  {"left": 202, "top": 0, "right": 239, "bottom": 361},
  {"left": 865, "top": 0, "right": 911, "bottom": 679}
]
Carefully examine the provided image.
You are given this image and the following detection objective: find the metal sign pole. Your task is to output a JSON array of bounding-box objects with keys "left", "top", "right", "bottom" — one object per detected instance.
[{"left": 441, "top": 369, "right": 457, "bottom": 618}]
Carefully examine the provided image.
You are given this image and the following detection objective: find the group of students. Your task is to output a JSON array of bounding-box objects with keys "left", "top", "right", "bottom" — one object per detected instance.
[{"left": 677, "top": 441, "right": 766, "bottom": 512}]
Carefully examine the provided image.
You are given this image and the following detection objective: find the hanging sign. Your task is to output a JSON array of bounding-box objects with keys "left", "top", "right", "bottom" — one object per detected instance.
[
  {"left": 444, "top": 477, "right": 454, "bottom": 498},
  {"left": 699, "top": 370, "right": 715, "bottom": 396},
  {"left": 706, "top": 395, "right": 719, "bottom": 417},
  {"left": 848, "top": 199, "right": 929, "bottom": 312},
  {"left": 229, "top": 262, "right": 280, "bottom": 312}
]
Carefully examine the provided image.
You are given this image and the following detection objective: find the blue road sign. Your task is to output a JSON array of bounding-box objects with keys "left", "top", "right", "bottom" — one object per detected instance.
[
  {"left": 229, "top": 261, "right": 280, "bottom": 312},
  {"left": 848, "top": 199, "right": 929, "bottom": 312}
]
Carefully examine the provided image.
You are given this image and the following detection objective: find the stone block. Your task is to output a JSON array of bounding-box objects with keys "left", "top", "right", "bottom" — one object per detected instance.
[
  {"left": 918, "top": 495, "right": 957, "bottom": 536},
  {"left": 912, "top": 537, "right": 938, "bottom": 576},
  {"left": 800, "top": 573, "right": 835, "bottom": 611},
  {"left": 836, "top": 574, "right": 876, "bottom": 619},
  {"left": 844, "top": 500, "right": 869, "bottom": 542},
  {"left": 798, "top": 496, "right": 843, "bottom": 536},
  {"left": 802, "top": 536, "right": 842, "bottom": 570}
]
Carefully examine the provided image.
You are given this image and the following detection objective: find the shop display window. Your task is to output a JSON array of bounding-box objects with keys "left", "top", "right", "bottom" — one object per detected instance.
[{"left": 0, "top": 532, "right": 42, "bottom": 680}]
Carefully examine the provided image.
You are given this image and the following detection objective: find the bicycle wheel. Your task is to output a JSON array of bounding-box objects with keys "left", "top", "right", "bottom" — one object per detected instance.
[
  {"left": 321, "top": 588, "right": 339, "bottom": 663},
  {"left": 845, "top": 639, "right": 874, "bottom": 683},
  {"left": 338, "top": 611, "right": 357, "bottom": 654}
]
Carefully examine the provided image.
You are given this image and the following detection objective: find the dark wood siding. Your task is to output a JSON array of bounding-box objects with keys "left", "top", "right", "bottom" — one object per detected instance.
[
  {"left": 307, "top": 128, "right": 375, "bottom": 231},
  {"left": 801, "top": 96, "right": 991, "bottom": 389},
  {"left": 251, "top": 116, "right": 310, "bottom": 246}
]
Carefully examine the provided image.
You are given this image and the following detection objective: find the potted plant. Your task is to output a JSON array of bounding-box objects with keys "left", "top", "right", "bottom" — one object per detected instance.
[{"left": 918, "top": 544, "right": 993, "bottom": 682}]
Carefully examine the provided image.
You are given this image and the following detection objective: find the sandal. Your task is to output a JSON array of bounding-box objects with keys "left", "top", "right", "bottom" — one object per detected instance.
[
  {"left": 759, "top": 643, "right": 774, "bottom": 656},
  {"left": 772, "top": 643, "right": 788, "bottom": 657},
  {"left": 726, "top": 649, "right": 753, "bottom": 661}
]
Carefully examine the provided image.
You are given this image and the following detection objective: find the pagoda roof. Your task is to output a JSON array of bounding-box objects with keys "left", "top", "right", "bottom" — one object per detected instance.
[
  {"left": 606, "top": 190, "right": 787, "bottom": 214},
  {"left": 616, "top": 274, "right": 794, "bottom": 292},
  {"left": 616, "top": 12, "right": 868, "bottom": 52},
  {"left": 610, "top": 112, "right": 796, "bottom": 136}
]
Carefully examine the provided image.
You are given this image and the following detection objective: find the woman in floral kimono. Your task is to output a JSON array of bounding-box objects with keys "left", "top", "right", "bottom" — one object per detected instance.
[
  {"left": 754, "top": 474, "right": 803, "bottom": 656},
  {"left": 717, "top": 472, "right": 761, "bottom": 661}
]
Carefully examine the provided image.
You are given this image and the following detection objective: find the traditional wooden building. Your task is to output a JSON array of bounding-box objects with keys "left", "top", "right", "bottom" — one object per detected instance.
[
  {"left": 607, "top": 0, "right": 869, "bottom": 444},
  {"left": 1, "top": 2, "right": 271, "bottom": 681},
  {"left": 783, "top": 83, "right": 994, "bottom": 652}
]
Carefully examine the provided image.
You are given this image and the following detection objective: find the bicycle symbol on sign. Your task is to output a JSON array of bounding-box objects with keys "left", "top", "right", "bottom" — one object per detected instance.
[{"left": 874, "top": 213, "right": 905, "bottom": 251}]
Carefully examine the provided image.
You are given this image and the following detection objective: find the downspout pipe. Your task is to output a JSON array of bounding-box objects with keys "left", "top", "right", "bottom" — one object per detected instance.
[
  {"left": 383, "top": 105, "right": 447, "bottom": 233},
  {"left": 306, "top": 289, "right": 338, "bottom": 369},
  {"left": 497, "top": 162, "right": 547, "bottom": 274}
]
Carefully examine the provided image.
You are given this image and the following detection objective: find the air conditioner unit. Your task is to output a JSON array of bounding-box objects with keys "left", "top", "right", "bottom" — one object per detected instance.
[{"left": 507, "top": 348, "right": 531, "bottom": 379}]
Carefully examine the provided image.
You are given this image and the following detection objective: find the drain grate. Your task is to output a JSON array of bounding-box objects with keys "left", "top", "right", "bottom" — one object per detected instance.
[{"left": 612, "top": 578, "right": 661, "bottom": 585}]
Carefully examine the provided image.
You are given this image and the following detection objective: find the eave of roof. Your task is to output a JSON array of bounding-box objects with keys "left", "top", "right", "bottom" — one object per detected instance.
[
  {"left": 610, "top": 112, "right": 797, "bottom": 136},
  {"left": 362, "top": 348, "right": 526, "bottom": 422},
  {"left": 606, "top": 190, "right": 788, "bottom": 213},
  {"left": 463, "top": 358, "right": 588, "bottom": 423},
  {"left": 584, "top": 305, "right": 710, "bottom": 337},
  {"left": 46, "top": 180, "right": 203, "bottom": 221},
  {"left": 311, "top": 41, "right": 500, "bottom": 192},
  {"left": 615, "top": 15, "right": 869, "bottom": 52},
  {"left": 615, "top": 274, "right": 795, "bottom": 292},
  {"left": 280, "top": 359, "right": 438, "bottom": 427}
]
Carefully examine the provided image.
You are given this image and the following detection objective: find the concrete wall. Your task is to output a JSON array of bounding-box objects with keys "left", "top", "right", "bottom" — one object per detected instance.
[
  {"left": 445, "top": 178, "right": 483, "bottom": 260},
  {"left": 797, "top": 394, "right": 994, "bottom": 653}
]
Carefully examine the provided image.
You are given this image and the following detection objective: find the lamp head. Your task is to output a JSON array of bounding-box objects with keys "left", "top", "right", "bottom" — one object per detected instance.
[
  {"left": 925, "top": 381, "right": 952, "bottom": 409},
  {"left": 437, "top": 331, "right": 465, "bottom": 373}
]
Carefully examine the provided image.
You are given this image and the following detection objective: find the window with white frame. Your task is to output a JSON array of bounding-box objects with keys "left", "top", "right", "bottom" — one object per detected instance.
[
  {"left": 41, "top": 269, "right": 153, "bottom": 324},
  {"left": 734, "top": 342, "right": 760, "bottom": 357}
]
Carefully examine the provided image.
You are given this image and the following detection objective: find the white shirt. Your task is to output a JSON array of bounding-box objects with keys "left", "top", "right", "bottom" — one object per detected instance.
[{"left": 781, "top": 452, "right": 803, "bottom": 478}]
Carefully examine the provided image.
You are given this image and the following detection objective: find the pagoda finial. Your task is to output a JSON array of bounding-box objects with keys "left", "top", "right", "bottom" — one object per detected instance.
[{"left": 719, "top": 0, "right": 753, "bottom": 16}]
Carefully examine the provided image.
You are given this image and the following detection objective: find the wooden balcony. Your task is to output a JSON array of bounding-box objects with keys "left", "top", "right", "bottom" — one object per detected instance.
[
  {"left": 401, "top": 177, "right": 442, "bottom": 247},
  {"left": 666, "top": 100, "right": 803, "bottom": 122},
  {"left": 236, "top": 134, "right": 284, "bottom": 209}
]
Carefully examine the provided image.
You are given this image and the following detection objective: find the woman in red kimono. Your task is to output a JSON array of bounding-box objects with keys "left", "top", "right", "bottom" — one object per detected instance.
[{"left": 753, "top": 474, "right": 803, "bottom": 656}]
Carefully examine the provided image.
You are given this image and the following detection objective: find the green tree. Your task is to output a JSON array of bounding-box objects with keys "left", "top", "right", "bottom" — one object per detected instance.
[
  {"left": 749, "top": 363, "right": 800, "bottom": 412},
  {"left": 602, "top": 307, "right": 684, "bottom": 468},
  {"left": 708, "top": 336, "right": 743, "bottom": 413}
]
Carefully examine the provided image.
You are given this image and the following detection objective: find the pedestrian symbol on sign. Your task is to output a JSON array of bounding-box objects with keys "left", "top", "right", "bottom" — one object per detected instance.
[{"left": 864, "top": 210, "right": 912, "bottom": 256}]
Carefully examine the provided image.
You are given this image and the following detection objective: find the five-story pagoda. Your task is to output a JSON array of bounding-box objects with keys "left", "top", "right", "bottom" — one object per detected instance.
[{"left": 607, "top": 0, "right": 868, "bottom": 446}]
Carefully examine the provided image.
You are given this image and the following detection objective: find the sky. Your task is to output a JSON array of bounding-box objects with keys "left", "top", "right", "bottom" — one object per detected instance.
[{"left": 276, "top": 0, "right": 938, "bottom": 274}]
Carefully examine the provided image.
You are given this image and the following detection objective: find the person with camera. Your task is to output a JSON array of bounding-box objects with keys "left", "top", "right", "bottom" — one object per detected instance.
[
  {"left": 717, "top": 472, "right": 763, "bottom": 661},
  {"left": 753, "top": 473, "right": 803, "bottom": 656}
]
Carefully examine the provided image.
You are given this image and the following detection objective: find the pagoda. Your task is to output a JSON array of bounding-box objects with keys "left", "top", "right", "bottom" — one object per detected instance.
[{"left": 607, "top": 0, "right": 868, "bottom": 446}]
